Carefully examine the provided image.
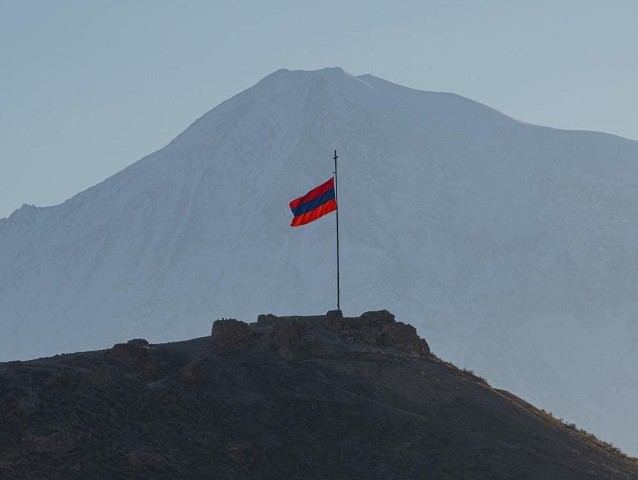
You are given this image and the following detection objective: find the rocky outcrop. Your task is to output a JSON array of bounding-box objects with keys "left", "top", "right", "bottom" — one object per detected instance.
[
  {"left": 256, "top": 313, "right": 279, "bottom": 326},
  {"left": 212, "top": 319, "right": 256, "bottom": 349},
  {"left": 216, "top": 310, "right": 429, "bottom": 357},
  {"left": 324, "top": 310, "right": 430, "bottom": 355},
  {"left": 109, "top": 338, "right": 150, "bottom": 361},
  {"left": 212, "top": 310, "right": 430, "bottom": 360}
]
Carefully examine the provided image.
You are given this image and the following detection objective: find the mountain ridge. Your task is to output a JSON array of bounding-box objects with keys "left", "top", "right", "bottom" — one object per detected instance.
[{"left": 4, "top": 67, "right": 638, "bottom": 226}]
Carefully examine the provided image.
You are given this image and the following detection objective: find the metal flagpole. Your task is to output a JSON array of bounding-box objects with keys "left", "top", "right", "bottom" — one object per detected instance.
[{"left": 334, "top": 150, "right": 340, "bottom": 312}]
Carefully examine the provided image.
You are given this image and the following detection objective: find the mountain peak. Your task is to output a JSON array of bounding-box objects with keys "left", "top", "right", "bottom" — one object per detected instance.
[
  {"left": 250, "top": 66, "right": 364, "bottom": 95},
  {"left": 268, "top": 66, "right": 349, "bottom": 78}
]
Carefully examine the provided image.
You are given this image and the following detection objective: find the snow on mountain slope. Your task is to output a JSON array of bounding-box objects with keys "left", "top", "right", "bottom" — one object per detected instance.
[{"left": 2, "top": 67, "right": 638, "bottom": 454}]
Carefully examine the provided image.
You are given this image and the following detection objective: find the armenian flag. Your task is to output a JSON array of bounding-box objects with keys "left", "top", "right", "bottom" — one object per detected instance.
[{"left": 289, "top": 177, "right": 337, "bottom": 227}]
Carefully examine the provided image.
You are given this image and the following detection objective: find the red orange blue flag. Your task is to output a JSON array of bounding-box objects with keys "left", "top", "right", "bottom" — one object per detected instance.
[{"left": 289, "top": 177, "right": 337, "bottom": 227}]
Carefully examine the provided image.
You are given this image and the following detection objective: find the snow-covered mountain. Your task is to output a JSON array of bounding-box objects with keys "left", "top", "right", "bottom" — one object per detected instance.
[{"left": 2, "top": 67, "right": 638, "bottom": 454}]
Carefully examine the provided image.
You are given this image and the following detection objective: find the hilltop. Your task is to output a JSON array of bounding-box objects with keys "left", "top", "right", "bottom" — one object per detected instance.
[{"left": 1, "top": 310, "right": 636, "bottom": 479}]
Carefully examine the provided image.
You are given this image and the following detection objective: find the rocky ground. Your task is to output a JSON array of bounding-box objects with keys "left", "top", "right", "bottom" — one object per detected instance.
[{"left": 1, "top": 310, "right": 636, "bottom": 479}]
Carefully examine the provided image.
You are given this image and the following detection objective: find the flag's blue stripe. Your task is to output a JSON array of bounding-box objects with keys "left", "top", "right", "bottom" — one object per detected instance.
[{"left": 291, "top": 189, "right": 335, "bottom": 217}]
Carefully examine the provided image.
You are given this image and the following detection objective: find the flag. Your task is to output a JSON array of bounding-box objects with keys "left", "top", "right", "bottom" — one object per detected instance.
[{"left": 289, "top": 177, "right": 337, "bottom": 227}]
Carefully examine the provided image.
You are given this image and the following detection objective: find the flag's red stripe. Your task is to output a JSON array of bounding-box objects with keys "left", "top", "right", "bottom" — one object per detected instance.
[
  {"left": 289, "top": 177, "right": 334, "bottom": 210},
  {"left": 290, "top": 198, "right": 337, "bottom": 227}
]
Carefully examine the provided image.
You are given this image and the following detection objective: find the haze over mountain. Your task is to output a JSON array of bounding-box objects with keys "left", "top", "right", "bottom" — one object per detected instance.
[{"left": 2, "top": 67, "right": 638, "bottom": 454}]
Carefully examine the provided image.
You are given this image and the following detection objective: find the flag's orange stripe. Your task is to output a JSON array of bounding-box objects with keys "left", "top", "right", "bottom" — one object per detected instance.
[{"left": 290, "top": 199, "right": 337, "bottom": 227}]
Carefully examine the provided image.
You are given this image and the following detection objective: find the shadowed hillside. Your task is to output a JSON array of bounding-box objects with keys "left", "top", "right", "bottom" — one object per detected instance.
[{"left": 1, "top": 310, "right": 636, "bottom": 479}]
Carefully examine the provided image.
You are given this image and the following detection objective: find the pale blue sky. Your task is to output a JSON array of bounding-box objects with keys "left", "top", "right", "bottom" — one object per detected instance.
[{"left": 1, "top": 0, "right": 637, "bottom": 218}]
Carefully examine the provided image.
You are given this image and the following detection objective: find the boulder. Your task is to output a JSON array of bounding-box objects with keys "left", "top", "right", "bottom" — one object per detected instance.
[
  {"left": 360, "top": 309, "right": 395, "bottom": 325},
  {"left": 257, "top": 313, "right": 278, "bottom": 326},
  {"left": 110, "top": 338, "right": 150, "bottom": 361},
  {"left": 212, "top": 319, "right": 255, "bottom": 349},
  {"left": 324, "top": 310, "right": 430, "bottom": 356},
  {"left": 381, "top": 321, "right": 430, "bottom": 355}
]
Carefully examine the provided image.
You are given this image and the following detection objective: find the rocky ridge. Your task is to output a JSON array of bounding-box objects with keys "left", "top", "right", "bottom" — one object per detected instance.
[
  {"left": 1, "top": 310, "right": 636, "bottom": 479},
  {"left": 213, "top": 310, "right": 429, "bottom": 359}
]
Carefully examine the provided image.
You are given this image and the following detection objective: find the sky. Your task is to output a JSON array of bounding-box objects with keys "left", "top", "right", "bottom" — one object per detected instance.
[{"left": 1, "top": 0, "right": 637, "bottom": 219}]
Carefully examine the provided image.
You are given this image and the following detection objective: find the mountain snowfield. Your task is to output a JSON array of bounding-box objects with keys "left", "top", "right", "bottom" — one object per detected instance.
[{"left": 2, "top": 67, "right": 638, "bottom": 454}]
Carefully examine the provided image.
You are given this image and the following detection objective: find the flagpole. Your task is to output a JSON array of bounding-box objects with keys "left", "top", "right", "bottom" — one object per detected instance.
[{"left": 334, "top": 149, "right": 340, "bottom": 313}]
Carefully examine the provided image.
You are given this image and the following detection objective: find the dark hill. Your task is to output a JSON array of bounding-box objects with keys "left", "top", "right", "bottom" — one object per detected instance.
[{"left": 1, "top": 310, "right": 636, "bottom": 479}]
